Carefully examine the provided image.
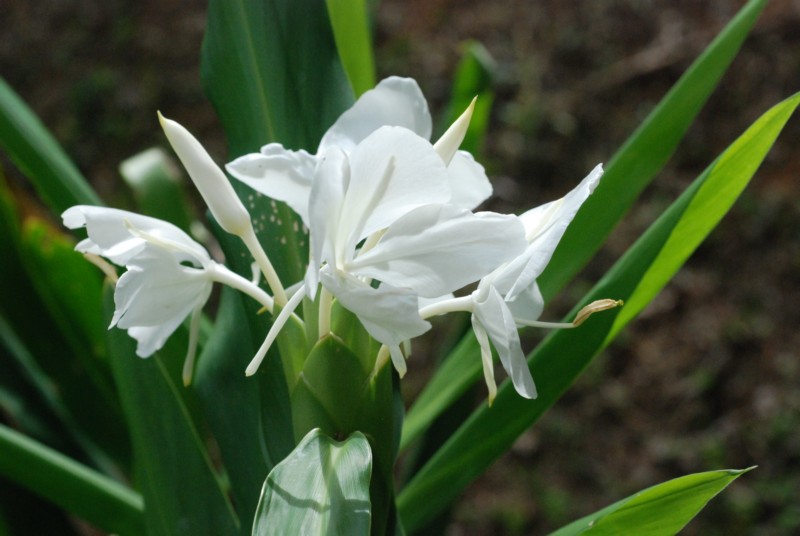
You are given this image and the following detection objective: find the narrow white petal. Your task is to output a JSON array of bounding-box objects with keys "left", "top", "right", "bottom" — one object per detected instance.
[
  {"left": 350, "top": 204, "right": 527, "bottom": 297},
  {"left": 471, "top": 318, "right": 498, "bottom": 405},
  {"left": 320, "top": 268, "right": 430, "bottom": 349},
  {"left": 226, "top": 144, "right": 316, "bottom": 226},
  {"left": 318, "top": 76, "right": 432, "bottom": 153},
  {"left": 159, "top": 113, "right": 252, "bottom": 236},
  {"left": 389, "top": 345, "right": 408, "bottom": 378},
  {"left": 472, "top": 286, "right": 537, "bottom": 399},
  {"left": 494, "top": 164, "right": 603, "bottom": 300},
  {"left": 308, "top": 148, "right": 348, "bottom": 272},
  {"left": 433, "top": 97, "right": 475, "bottom": 166}
]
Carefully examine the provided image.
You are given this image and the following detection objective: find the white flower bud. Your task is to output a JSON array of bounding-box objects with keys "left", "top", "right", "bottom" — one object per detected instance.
[{"left": 158, "top": 112, "right": 252, "bottom": 237}]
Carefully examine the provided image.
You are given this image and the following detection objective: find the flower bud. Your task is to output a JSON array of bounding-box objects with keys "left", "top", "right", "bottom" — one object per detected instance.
[{"left": 158, "top": 112, "right": 252, "bottom": 237}]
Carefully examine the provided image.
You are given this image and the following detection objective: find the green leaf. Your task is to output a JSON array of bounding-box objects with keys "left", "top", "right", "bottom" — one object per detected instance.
[
  {"left": 202, "top": 0, "right": 353, "bottom": 284},
  {"left": 326, "top": 0, "right": 376, "bottom": 96},
  {"left": 397, "top": 92, "right": 800, "bottom": 533},
  {"left": 549, "top": 468, "right": 753, "bottom": 536},
  {"left": 402, "top": 0, "right": 768, "bottom": 452},
  {"left": 105, "top": 287, "right": 240, "bottom": 535},
  {"left": 0, "top": 423, "right": 143, "bottom": 536},
  {"left": 440, "top": 41, "right": 496, "bottom": 155},
  {"left": 0, "top": 76, "right": 102, "bottom": 215},
  {"left": 539, "top": 0, "right": 767, "bottom": 299},
  {"left": 291, "top": 335, "right": 399, "bottom": 536},
  {"left": 251, "top": 429, "right": 372, "bottom": 536},
  {"left": 194, "top": 286, "right": 281, "bottom": 532}
]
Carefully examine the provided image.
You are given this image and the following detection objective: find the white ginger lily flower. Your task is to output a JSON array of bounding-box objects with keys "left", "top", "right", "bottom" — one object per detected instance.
[
  {"left": 243, "top": 125, "right": 526, "bottom": 377},
  {"left": 63, "top": 206, "right": 274, "bottom": 385},
  {"left": 420, "top": 164, "right": 610, "bottom": 404},
  {"left": 226, "top": 76, "right": 493, "bottom": 220}
]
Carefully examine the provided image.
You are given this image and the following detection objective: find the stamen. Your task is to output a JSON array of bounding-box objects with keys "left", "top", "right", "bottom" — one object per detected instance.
[
  {"left": 82, "top": 253, "right": 118, "bottom": 283},
  {"left": 245, "top": 287, "right": 306, "bottom": 376},
  {"left": 573, "top": 299, "right": 624, "bottom": 326}
]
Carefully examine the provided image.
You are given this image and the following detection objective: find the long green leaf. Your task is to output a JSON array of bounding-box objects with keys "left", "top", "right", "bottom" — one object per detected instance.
[
  {"left": 0, "top": 77, "right": 102, "bottom": 215},
  {"left": 402, "top": 0, "right": 767, "bottom": 450},
  {"left": 539, "top": 0, "right": 767, "bottom": 298},
  {"left": 0, "top": 424, "right": 143, "bottom": 536},
  {"left": 106, "top": 288, "right": 240, "bottom": 535},
  {"left": 397, "top": 92, "right": 800, "bottom": 533},
  {"left": 326, "top": 0, "right": 376, "bottom": 96},
  {"left": 550, "top": 468, "right": 752, "bottom": 536},
  {"left": 251, "top": 429, "right": 372, "bottom": 536}
]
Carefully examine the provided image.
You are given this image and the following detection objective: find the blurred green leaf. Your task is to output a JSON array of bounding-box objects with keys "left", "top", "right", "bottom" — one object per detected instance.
[
  {"left": 0, "top": 76, "right": 102, "bottom": 215},
  {"left": 0, "top": 424, "right": 143, "bottom": 536},
  {"left": 539, "top": 0, "right": 767, "bottom": 298},
  {"left": 105, "top": 287, "right": 240, "bottom": 535},
  {"left": 202, "top": 0, "right": 353, "bottom": 284},
  {"left": 326, "top": 0, "right": 376, "bottom": 96},
  {"left": 0, "top": 174, "right": 128, "bottom": 474},
  {"left": 120, "top": 147, "right": 195, "bottom": 233},
  {"left": 403, "top": 0, "right": 768, "bottom": 451},
  {"left": 398, "top": 92, "right": 800, "bottom": 533},
  {"left": 441, "top": 41, "right": 496, "bottom": 155},
  {"left": 549, "top": 468, "right": 752, "bottom": 535},
  {"left": 193, "top": 286, "right": 280, "bottom": 534},
  {"left": 252, "top": 429, "right": 372, "bottom": 536}
]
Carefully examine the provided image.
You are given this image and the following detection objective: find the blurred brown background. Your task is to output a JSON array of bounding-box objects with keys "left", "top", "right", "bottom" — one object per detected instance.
[{"left": 2, "top": 1, "right": 799, "bottom": 534}]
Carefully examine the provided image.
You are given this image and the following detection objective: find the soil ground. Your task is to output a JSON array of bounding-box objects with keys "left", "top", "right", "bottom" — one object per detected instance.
[{"left": 2, "top": 1, "right": 799, "bottom": 534}]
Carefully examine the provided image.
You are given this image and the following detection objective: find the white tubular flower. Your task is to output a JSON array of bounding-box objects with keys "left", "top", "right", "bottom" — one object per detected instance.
[
  {"left": 226, "top": 77, "right": 493, "bottom": 226},
  {"left": 469, "top": 164, "right": 604, "bottom": 402},
  {"left": 63, "top": 206, "right": 214, "bottom": 383},
  {"left": 307, "top": 126, "right": 527, "bottom": 371},
  {"left": 63, "top": 206, "right": 276, "bottom": 385}
]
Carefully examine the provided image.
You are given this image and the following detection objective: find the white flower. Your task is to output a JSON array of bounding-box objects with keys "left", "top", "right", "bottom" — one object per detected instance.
[
  {"left": 306, "top": 126, "right": 527, "bottom": 372},
  {"left": 469, "top": 164, "right": 604, "bottom": 402},
  {"left": 226, "top": 77, "right": 493, "bottom": 223},
  {"left": 63, "top": 207, "right": 213, "bottom": 373},
  {"left": 63, "top": 206, "right": 275, "bottom": 385}
]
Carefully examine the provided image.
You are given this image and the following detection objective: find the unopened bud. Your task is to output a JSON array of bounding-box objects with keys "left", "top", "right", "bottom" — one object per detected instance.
[{"left": 158, "top": 112, "right": 252, "bottom": 237}]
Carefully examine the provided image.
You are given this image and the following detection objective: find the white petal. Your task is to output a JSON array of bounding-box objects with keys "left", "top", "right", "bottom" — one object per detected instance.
[
  {"left": 318, "top": 77, "right": 432, "bottom": 154},
  {"left": 506, "top": 282, "right": 545, "bottom": 324},
  {"left": 494, "top": 164, "right": 603, "bottom": 300},
  {"left": 340, "top": 127, "right": 451, "bottom": 249},
  {"left": 226, "top": 143, "right": 317, "bottom": 226},
  {"left": 349, "top": 204, "right": 526, "bottom": 297},
  {"left": 319, "top": 268, "right": 430, "bottom": 349},
  {"left": 159, "top": 113, "right": 252, "bottom": 236},
  {"left": 308, "top": 147, "right": 348, "bottom": 274},
  {"left": 471, "top": 317, "right": 498, "bottom": 405},
  {"left": 447, "top": 151, "right": 493, "bottom": 210},
  {"left": 472, "top": 285, "right": 537, "bottom": 399},
  {"left": 112, "top": 247, "right": 212, "bottom": 329},
  {"left": 433, "top": 97, "right": 475, "bottom": 166},
  {"left": 62, "top": 206, "right": 209, "bottom": 266}
]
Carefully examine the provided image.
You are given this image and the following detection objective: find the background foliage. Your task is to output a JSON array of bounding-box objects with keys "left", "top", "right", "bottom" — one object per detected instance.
[{"left": 1, "top": 1, "right": 799, "bottom": 534}]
